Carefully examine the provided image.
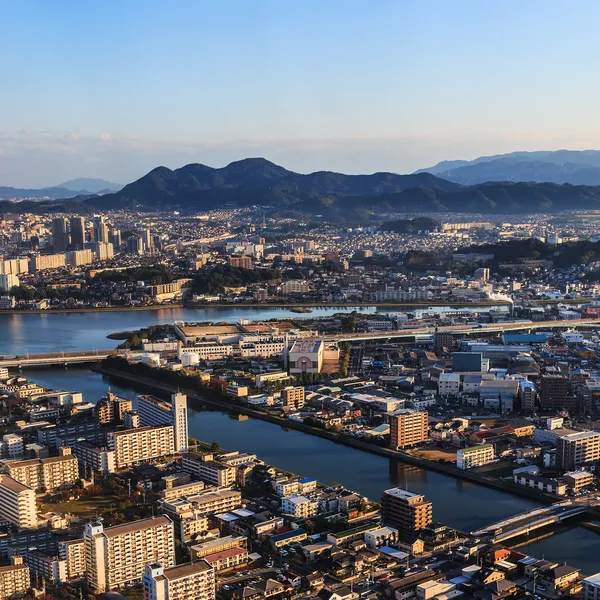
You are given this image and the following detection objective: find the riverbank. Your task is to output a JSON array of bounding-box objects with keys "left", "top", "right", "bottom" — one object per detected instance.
[
  {"left": 93, "top": 363, "right": 558, "bottom": 510},
  {"left": 0, "top": 300, "right": 512, "bottom": 316}
]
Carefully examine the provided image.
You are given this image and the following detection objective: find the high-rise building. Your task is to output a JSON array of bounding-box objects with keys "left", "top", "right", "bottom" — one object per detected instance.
[
  {"left": 0, "top": 273, "right": 19, "bottom": 292},
  {"left": 281, "top": 386, "right": 305, "bottom": 410},
  {"left": 474, "top": 267, "right": 490, "bottom": 281},
  {"left": 0, "top": 257, "right": 29, "bottom": 275},
  {"left": 93, "top": 241, "right": 114, "bottom": 261},
  {"left": 70, "top": 217, "right": 86, "bottom": 249},
  {"left": 5, "top": 450, "right": 79, "bottom": 492},
  {"left": 389, "top": 410, "right": 429, "bottom": 449},
  {"left": 128, "top": 235, "right": 143, "bottom": 255},
  {"left": 110, "top": 228, "right": 121, "bottom": 248},
  {"left": 539, "top": 373, "right": 570, "bottom": 410},
  {"left": 138, "top": 393, "right": 188, "bottom": 453},
  {"left": 0, "top": 556, "right": 30, "bottom": 599},
  {"left": 143, "top": 560, "right": 215, "bottom": 600},
  {"left": 381, "top": 488, "right": 432, "bottom": 535},
  {"left": 68, "top": 249, "right": 94, "bottom": 267},
  {"left": 557, "top": 431, "right": 600, "bottom": 471},
  {"left": 141, "top": 228, "right": 153, "bottom": 252},
  {"left": 106, "top": 425, "right": 175, "bottom": 469},
  {"left": 52, "top": 217, "right": 70, "bottom": 252},
  {"left": 93, "top": 216, "right": 109, "bottom": 243},
  {"left": 58, "top": 538, "right": 86, "bottom": 580},
  {"left": 0, "top": 475, "right": 38, "bottom": 528},
  {"left": 84, "top": 516, "right": 175, "bottom": 592},
  {"left": 96, "top": 392, "right": 133, "bottom": 424}
]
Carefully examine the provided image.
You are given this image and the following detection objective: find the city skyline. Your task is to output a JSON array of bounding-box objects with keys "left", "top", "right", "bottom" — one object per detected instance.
[{"left": 3, "top": 0, "right": 600, "bottom": 185}]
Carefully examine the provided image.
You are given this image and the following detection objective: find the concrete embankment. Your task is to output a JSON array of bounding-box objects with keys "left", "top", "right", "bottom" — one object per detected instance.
[{"left": 94, "top": 364, "right": 556, "bottom": 506}]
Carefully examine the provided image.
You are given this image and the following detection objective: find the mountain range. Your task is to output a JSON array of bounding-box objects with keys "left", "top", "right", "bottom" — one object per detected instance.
[
  {"left": 0, "top": 178, "right": 122, "bottom": 200},
  {"left": 415, "top": 150, "right": 600, "bottom": 185},
  {"left": 80, "top": 156, "right": 600, "bottom": 218}
]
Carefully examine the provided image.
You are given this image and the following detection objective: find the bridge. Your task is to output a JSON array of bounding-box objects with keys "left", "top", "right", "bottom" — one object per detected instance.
[
  {"left": 0, "top": 350, "right": 115, "bottom": 369},
  {"left": 324, "top": 317, "right": 600, "bottom": 342},
  {"left": 470, "top": 500, "right": 589, "bottom": 543}
]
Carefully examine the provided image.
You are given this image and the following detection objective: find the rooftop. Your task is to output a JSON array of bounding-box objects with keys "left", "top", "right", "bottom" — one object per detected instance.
[
  {"left": 383, "top": 487, "right": 425, "bottom": 501},
  {"left": 103, "top": 515, "right": 171, "bottom": 538},
  {"left": 290, "top": 339, "right": 323, "bottom": 354},
  {"left": 163, "top": 559, "right": 213, "bottom": 580}
]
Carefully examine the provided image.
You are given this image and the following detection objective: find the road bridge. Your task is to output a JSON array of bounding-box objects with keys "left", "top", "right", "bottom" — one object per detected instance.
[
  {"left": 471, "top": 501, "right": 589, "bottom": 543},
  {"left": 0, "top": 350, "right": 114, "bottom": 369},
  {"left": 323, "top": 317, "right": 600, "bottom": 342}
]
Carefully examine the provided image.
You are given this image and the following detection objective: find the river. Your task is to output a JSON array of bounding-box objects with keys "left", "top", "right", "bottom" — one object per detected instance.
[{"left": 2, "top": 305, "right": 599, "bottom": 574}]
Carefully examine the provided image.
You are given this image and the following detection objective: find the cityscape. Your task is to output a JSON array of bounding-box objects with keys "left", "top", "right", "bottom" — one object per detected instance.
[{"left": 4, "top": 1, "right": 600, "bottom": 599}]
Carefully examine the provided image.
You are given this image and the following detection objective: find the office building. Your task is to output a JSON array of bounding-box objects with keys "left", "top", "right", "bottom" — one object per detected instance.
[
  {"left": 70, "top": 216, "right": 86, "bottom": 249},
  {"left": 141, "top": 228, "right": 153, "bottom": 252},
  {"left": 52, "top": 217, "right": 70, "bottom": 252},
  {"left": 4, "top": 450, "right": 79, "bottom": 492},
  {"left": 557, "top": 431, "right": 600, "bottom": 471},
  {"left": 0, "top": 273, "right": 18, "bottom": 291},
  {"left": 84, "top": 516, "right": 175, "bottom": 592},
  {"left": 389, "top": 410, "right": 429, "bottom": 450},
  {"left": 520, "top": 381, "right": 536, "bottom": 412},
  {"left": 540, "top": 373, "right": 570, "bottom": 411},
  {"left": 281, "top": 386, "right": 305, "bottom": 410},
  {"left": 181, "top": 453, "right": 236, "bottom": 487},
  {"left": 0, "top": 475, "right": 38, "bottom": 528},
  {"left": 381, "top": 488, "right": 432, "bottom": 535},
  {"left": 457, "top": 444, "right": 495, "bottom": 469},
  {"left": 0, "top": 556, "right": 30, "bottom": 599},
  {"left": 107, "top": 425, "right": 175, "bottom": 469},
  {"left": 29, "top": 253, "right": 66, "bottom": 272},
  {"left": 452, "top": 352, "right": 488, "bottom": 372},
  {"left": 143, "top": 560, "right": 215, "bottom": 600},
  {"left": 110, "top": 228, "right": 122, "bottom": 248},
  {"left": 138, "top": 393, "right": 188, "bottom": 453},
  {"left": 68, "top": 248, "right": 93, "bottom": 267}
]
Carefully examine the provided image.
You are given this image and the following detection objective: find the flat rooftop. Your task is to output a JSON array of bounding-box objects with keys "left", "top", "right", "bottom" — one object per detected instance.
[
  {"left": 383, "top": 487, "right": 425, "bottom": 501},
  {"left": 103, "top": 515, "right": 171, "bottom": 537},
  {"left": 290, "top": 339, "right": 323, "bottom": 353},
  {"left": 164, "top": 560, "right": 213, "bottom": 580}
]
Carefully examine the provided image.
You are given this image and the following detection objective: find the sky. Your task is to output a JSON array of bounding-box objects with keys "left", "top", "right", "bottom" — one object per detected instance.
[{"left": 2, "top": 0, "right": 600, "bottom": 187}]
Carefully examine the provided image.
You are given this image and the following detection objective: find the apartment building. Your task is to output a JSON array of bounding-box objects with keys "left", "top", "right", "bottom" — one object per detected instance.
[
  {"left": 161, "top": 480, "right": 205, "bottom": 502},
  {"left": 107, "top": 425, "right": 175, "bottom": 469},
  {"left": 68, "top": 249, "right": 93, "bottom": 267},
  {"left": 584, "top": 573, "right": 600, "bottom": 600},
  {"left": 0, "top": 557, "right": 30, "bottom": 599},
  {"left": 191, "top": 536, "right": 248, "bottom": 560},
  {"left": 557, "top": 431, "right": 600, "bottom": 471},
  {"left": 281, "top": 494, "right": 318, "bottom": 518},
  {"left": 72, "top": 441, "right": 116, "bottom": 474},
  {"left": 23, "top": 548, "right": 67, "bottom": 584},
  {"left": 0, "top": 475, "right": 38, "bottom": 529},
  {"left": 84, "top": 516, "right": 175, "bottom": 592},
  {"left": 4, "top": 450, "right": 79, "bottom": 491},
  {"left": 281, "top": 386, "right": 305, "bottom": 410},
  {"left": 58, "top": 538, "right": 86, "bottom": 580},
  {"left": 180, "top": 453, "right": 236, "bottom": 487},
  {"left": 138, "top": 393, "right": 189, "bottom": 453},
  {"left": 389, "top": 410, "right": 429, "bottom": 450},
  {"left": 203, "top": 547, "right": 248, "bottom": 572},
  {"left": 29, "top": 253, "right": 66, "bottom": 272},
  {"left": 160, "top": 489, "right": 242, "bottom": 519},
  {"left": 381, "top": 488, "right": 433, "bottom": 535},
  {"left": 456, "top": 444, "right": 495, "bottom": 470},
  {"left": 144, "top": 560, "right": 215, "bottom": 600},
  {"left": 539, "top": 373, "right": 570, "bottom": 411},
  {"left": 96, "top": 393, "right": 133, "bottom": 424}
]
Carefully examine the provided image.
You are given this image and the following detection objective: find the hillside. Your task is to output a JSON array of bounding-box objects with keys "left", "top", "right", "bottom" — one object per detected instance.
[{"left": 416, "top": 150, "right": 600, "bottom": 185}]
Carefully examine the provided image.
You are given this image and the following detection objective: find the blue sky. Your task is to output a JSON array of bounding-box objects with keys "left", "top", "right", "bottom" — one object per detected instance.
[{"left": 2, "top": 0, "right": 599, "bottom": 186}]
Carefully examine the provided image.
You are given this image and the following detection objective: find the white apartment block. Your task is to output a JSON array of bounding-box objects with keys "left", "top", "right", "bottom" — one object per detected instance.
[
  {"left": 438, "top": 373, "right": 460, "bottom": 396},
  {"left": 2, "top": 434, "right": 24, "bottom": 458},
  {"left": 160, "top": 489, "right": 242, "bottom": 519},
  {"left": 457, "top": 444, "right": 495, "bottom": 470},
  {"left": 281, "top": 494, "right": 318, "bottom": 518},
  {"left": 180, "top": 454, "right": 236, "bottom": 487},
  {"left": 144, "top": 560, "right": 215, "bottom": 600},
  {"left": 4, "top": 452, "right": 79, "bottom": 492},
  {"left": 584, "top": 573, "right": 600, "bottom": 600},
  {"left": 58, "top": 538, "right": 86, "bottom": 580},
  {"left": 0, "top": 557, "right": 30, "bottom": 598},
  {"left": 138, "top": 393, "right": 189, "bottom": 453},
  {"left": 84, "top": 516, "right": 175, "bottom": 592},
  {"left": 107, "top": 425, "right": 175, "bottom": 469},
  {"left": 0, "top": 475, "right": 38, "bottom": 529}
]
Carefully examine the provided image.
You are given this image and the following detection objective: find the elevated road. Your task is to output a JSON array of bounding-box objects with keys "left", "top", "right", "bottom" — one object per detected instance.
[
  {"left": 471, "top": 500, "right": 589, "bottom": 543},
  {"left": 323, "top": 317, "right": 600, "bottom": 342},
  {"left": 0, "top": 350, "right": 114, "bottom": 368}
]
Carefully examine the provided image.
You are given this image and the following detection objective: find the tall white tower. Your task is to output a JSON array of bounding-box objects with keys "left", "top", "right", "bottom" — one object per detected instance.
[{"left": 171, "top": 392, "right": 189, "bottom": 452}]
